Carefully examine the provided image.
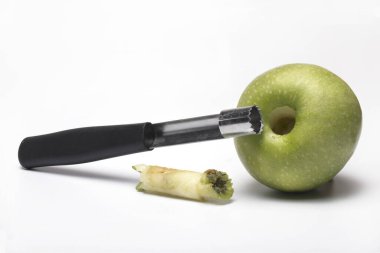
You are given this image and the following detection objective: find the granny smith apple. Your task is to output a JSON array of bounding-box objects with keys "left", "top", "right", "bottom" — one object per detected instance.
[{"left": 235, "top": 64, "right": 362, "bottom": 192}]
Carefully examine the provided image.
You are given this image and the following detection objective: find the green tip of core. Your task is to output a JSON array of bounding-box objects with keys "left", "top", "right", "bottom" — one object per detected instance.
[{"left": 205, "top": 169, "right": 234, "bottom": 199}]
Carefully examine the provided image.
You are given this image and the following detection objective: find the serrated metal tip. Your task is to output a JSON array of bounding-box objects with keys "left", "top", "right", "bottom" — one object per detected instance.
[
  {"left": 248, "top": 106, "right": 264, "bottom": 134},
  {"left": 218, "top": 106, "right": 263, "bottom": 138}
]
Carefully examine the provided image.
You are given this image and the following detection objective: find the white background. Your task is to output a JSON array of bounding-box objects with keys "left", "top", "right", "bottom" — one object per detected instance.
[{"left": 1, "top": 0, "right": 380, "bottom": 252}]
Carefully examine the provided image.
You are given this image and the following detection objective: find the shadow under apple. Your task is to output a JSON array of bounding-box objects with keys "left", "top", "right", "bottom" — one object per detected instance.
[{"left": 241, "top": 173, "right": 363, "bottom": 201}]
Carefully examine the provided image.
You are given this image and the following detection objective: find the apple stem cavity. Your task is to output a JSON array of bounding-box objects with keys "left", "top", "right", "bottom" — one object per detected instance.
[{"left": 269, "top": 106, "right": 296, "bottom": 135}]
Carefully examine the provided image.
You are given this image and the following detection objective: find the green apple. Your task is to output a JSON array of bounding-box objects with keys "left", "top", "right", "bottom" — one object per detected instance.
[{"left": 235, "top": 64, "right": 362, "bottom": 192}]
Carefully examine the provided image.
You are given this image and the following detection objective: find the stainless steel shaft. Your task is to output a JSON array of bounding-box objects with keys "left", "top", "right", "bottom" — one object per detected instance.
[{"left": 152, "top": 106, "right": 262, "bottom": 148}]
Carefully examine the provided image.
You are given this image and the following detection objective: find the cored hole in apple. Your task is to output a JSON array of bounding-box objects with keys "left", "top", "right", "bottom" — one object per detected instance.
[{"left": 269, "top": 106, "right": 296, "bottom": 135}]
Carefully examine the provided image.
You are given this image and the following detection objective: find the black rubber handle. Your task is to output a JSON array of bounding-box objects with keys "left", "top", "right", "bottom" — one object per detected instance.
[{"left": 18, "top": 123, "right": 154, "bottom": 169}]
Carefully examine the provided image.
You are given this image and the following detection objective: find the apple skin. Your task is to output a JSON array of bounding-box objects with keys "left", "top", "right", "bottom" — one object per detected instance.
[{"left": 235, "top": 64, "right": 362, "bottom": 192}]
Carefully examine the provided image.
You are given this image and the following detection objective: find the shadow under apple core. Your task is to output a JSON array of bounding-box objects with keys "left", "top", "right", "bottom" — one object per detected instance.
[{"left": 20, "top": 166, "right": 234, "bottom": 205}]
